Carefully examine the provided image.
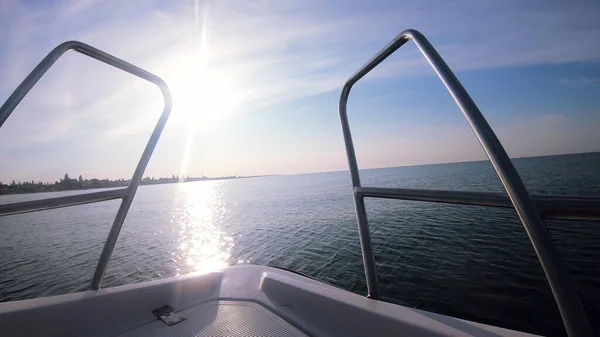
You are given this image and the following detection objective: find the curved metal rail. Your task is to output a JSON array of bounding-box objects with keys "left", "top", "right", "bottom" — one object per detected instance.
[
  {"left": 338, "top": 29, "right": 593, "bottom": 336},
  {"left": 0, "top": 41, "right": 172, "bottom": 291},
  {"left": 0, "top": 188, "right": 128, "bottom": 216},
  {"left": 355, "top": 187, "right": 600, "bottom": 221}
]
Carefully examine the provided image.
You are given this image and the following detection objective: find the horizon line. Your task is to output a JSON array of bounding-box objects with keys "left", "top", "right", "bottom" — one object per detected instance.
[
  {"left": 2, "top": 150, "right": 598, "bottom": 184},
  {"left": 277, "top": 150, "right": 600, "bottom": 177}
]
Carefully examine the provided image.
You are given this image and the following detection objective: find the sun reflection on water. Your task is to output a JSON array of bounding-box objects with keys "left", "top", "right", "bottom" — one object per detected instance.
[{"left": 172, "top": 180, "right": 233, "bottom": 275}]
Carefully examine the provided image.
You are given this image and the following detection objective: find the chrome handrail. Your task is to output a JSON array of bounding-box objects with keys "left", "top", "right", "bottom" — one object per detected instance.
[
  {"left": 338, "top": 29, "right": 593, "bottom": 337},
  {"left": 0, "top": 188, "right": 128, "bottom": 216},
  {"left": 354, "top": 187, "right": 600, "bottom": 221},
  {"left": 0, "top": 41, "right": 172, "bottom": 291}
]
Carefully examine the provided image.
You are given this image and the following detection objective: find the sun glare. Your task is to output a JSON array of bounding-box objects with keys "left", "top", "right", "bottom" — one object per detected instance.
[
  {"left": 173, "top": 180, "right": 232, "bottom": 275},
  {"left": 169, "top": 57, "right": 236, "bottom": 178},
  {"left": 169, "top": 63, "right": 235, "bottom": 127},
  {"left": 167, "top": 1, "right": 236, "bottom": 128},
  {"left": 163, "top": 1, "right": 241, "bottom": 179}
]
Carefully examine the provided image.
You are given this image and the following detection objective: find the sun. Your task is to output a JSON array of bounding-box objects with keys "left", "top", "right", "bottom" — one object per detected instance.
[
  {"left": 165, "top": 52, "right": 237, "bottom": 178},
  {"left": 165, "top": 3, "right": 236, "bottom": 129},
  {"left": 160, "top": 1, "right": 240, "bottom": 178},
  {"left": 167, "top": 57, "right": 234, "bottom": 128}
]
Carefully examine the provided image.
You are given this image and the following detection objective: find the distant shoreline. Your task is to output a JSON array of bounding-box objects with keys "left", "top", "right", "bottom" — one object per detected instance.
[
  {"left": 0, "top": 175, "right": 262, "bottom": 196},
  {"left": 2, "top": 151, "right": 598, "bottom": 196}
]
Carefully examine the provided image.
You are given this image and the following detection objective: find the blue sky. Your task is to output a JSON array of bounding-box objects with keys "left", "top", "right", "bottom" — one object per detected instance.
[{"left": 1, "top": 0, "right": 599, "bottom": 182}]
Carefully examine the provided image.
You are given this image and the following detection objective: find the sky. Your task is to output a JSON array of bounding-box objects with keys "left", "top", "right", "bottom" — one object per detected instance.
[{"left": 1, "top": 0, "right": 599, "bottom": 182}]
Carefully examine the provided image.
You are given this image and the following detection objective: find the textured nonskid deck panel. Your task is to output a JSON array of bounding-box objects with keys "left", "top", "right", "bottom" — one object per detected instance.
[{"left": 117, "top": 300, "right": 307, "bottom": 337}]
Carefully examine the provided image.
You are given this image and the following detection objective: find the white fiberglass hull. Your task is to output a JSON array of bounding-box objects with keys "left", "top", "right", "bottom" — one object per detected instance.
[{"left": 0, "top": 264, "right": 538, "bottom": 337}]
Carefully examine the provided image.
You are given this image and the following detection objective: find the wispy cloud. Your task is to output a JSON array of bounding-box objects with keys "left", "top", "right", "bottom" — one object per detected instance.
[
  {"left": 4, "top": 1, "right": 600, "bottom": 109},
  {"left": 562, "top": 78, "right": 600, "bottom": 87}
]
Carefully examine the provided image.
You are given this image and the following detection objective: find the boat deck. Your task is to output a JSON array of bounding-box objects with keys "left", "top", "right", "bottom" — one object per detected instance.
[
  {"left": 118, "top": 300, "right": 306, "bottom": 337},
  {"left": 0, "top": 265, "right": 539, "bottom": 337}
]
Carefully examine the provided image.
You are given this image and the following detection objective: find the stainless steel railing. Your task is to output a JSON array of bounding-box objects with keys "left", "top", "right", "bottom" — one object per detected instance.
[
  {"left": 355, "top": 187, "right": 600, "bottom": 221},
  {"left": 338, "top": 29, "right": 595, "bottom": 337},
  {"left": 0, "top": 189, "right": 128, "bottom": 216},
  {"left": 0, "top": 41, "right": 172, "bottom": 290}
]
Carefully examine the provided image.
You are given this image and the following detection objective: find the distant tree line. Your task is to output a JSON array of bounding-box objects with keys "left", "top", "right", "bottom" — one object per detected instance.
[{"left": 0, "top": 173, "right": 242, "bottom": 195}]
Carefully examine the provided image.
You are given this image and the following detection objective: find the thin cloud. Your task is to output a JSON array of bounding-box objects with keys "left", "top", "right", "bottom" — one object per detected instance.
[{"left": 562, "top": 78, "right": 600, "bottom": 87}]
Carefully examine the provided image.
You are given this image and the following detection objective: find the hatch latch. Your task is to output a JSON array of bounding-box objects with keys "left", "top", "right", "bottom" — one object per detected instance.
[{"left": 152, "top": 305, "right": 187, "bottom": 326}]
